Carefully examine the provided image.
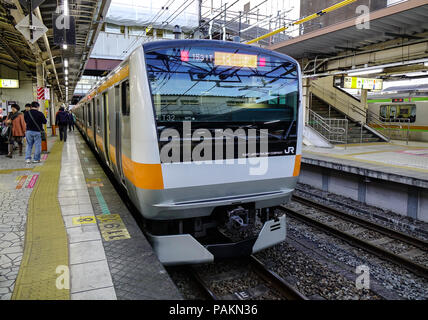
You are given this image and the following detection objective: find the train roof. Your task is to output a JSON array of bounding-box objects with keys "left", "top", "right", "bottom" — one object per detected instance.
[
  {"left": 143, "top": 39, "right": 299, "bottom": 65},
  {"left": 75, "top": 39, "right": 300, "bottom": 108}
]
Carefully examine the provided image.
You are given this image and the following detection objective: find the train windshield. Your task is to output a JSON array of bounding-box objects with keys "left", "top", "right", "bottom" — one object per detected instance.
[
  {"left": 145, "top": 44, "right": 300, "bottom": 161},
  {"left": 145, "top": 46, "right": 299, "bottom": 124}
]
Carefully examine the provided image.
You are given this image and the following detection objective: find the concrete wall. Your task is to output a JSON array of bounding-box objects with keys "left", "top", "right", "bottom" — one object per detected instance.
[
  {"left": 0, "top": 64, "right": 34, "bottom": 115},
  {"left": 299, "top": 163, "right": 428, "bottom": 222}
]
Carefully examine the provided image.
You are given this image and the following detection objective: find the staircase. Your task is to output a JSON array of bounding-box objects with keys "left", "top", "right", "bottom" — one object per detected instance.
[{"left": 310, "top": 95, "right": 384, "bottom": 144}]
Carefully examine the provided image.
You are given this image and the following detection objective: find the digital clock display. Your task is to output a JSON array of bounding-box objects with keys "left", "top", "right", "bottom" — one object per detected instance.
[{"left": 214, "top": 52, "right": 258, "bottom": 68}]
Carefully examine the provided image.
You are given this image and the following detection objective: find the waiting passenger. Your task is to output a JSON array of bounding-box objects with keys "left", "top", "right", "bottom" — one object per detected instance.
[
  {"left": 24, "top": 101, "right": 47, "bottom": 163},
  {"left": 5, "top": 104, "right": 26, "bottom": 158},
  {"left": 68, "top": 110, "right": 75, "bottom": 132},
  {"left": 23, "top": 103, "right": 31, "bottom": 114},
  {"left": 56, "top": 107, "right": 69, "bottom": 142}
]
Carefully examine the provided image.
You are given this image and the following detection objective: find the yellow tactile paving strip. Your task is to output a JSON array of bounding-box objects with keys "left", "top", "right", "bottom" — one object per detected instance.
[
  {"left": 11, "top": 141, "right": 70, "bottom": 300},
  {"left": 0, "top": 168, "right": 34, "bottom": 174}
]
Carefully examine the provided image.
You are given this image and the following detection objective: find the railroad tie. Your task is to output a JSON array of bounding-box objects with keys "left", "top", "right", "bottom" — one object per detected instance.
[
  {"left": 399, "top": 248, "right": 425, "bottom": 259},
  {"left": 369, "top": 237, "right": 393, "bottom": 246},
  {"left": 345, "top": 227, "right": 367, "bottom": 236}
]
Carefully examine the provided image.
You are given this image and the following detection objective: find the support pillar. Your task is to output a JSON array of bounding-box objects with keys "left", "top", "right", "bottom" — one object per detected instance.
[
  {"left": 361, "top": 89, "right": 368, "bottom": 124},
  {"left": 36, "top": 63, "right": 48, "bottom": 152},
  {"left": 302, "top": 78, "right": 310, "bottom": 124}
]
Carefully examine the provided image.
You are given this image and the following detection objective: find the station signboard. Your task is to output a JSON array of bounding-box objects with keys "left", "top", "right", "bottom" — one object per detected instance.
[
  {"left": 344, "top": 76, "right": 383, "bottom": 91},
  {"left": 0, "top": 79, "right": 19, "bottom": 88}
]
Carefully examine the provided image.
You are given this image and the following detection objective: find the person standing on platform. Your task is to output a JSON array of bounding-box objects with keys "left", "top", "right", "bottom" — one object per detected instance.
[
  {"left": 56, "top": 107, "right": 69, "bottom": 142},
  {"left": 68, "top": 110, "right": 75, "bottom": 131},
  {"left": 23, "top": 103, "right": 31, "bottom": 115},
  {"left": 24, "top": 101, "right": 47, "bottom": 164},
  {"left": 5, "top": 104, "right": 26, "bottom": 158}
]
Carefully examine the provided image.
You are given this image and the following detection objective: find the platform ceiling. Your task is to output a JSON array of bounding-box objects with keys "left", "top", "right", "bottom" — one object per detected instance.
[
  {"left": 0, "top": 0, "right": 110, "bottom": 102},
  {"left": 269, "top": 0, "right": 428, "bottom": 60}
]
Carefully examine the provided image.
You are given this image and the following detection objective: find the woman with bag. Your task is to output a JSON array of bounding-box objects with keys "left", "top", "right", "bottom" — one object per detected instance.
[{"left": 5, "top": 104, "right": 26, "bottom": 158}]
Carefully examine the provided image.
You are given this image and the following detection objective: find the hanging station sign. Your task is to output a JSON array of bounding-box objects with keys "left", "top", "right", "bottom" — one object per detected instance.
[
  {"left": 0, "top": 79, "right": 19, "bottom": 88},
  {"left": 344, "top": 76, "right": 383, "bottom": 91}
]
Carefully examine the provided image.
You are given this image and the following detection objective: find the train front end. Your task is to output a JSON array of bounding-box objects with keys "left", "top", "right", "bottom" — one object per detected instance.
[{"left": 134, "top": 40, "right": 302, "bottom": 265}]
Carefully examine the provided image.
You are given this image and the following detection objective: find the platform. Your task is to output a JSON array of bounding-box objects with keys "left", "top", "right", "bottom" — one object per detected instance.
[
  {"left": 302, "top": 141, "right": 428, "bottom": 188},
  {"left": 0, "top": 132, "right": 182, "bottom": 300},
  {"left": 300, "top": 140, "right": 428, "bottom": 222}
]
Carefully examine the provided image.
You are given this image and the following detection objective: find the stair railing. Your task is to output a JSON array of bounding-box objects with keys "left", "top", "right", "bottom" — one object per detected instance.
[
  {"left": 366, "top": 110, "right": 410, "bottom": 145},
  {"left": 310, "top": 82, "right": 396, "bottom": 142},
  {"left": 306, "top": 108, "right": 349, "bottom": 146},
  {"left": 310, "top": 82, "right": 364, "bottom": 123}
]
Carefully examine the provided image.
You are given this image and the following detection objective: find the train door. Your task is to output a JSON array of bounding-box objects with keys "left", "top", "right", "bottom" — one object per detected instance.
[
  {"left": 114, "top": 84, "right": 125, "bottom": 184},
  {"left": 120, "top": 80, "right": 131, "bottom": 187},
  {"left": 103, "top": 92, "right": 110, "bottom": 165},
  {"left": 82, "top": 105, "right": 86, "bottom": 134},
  {"left": 390, "top": 105, "right": 397, "bottom": 121},
  {"left": 87, "top": 102, "right": 91, "bottom": 137},
  {"left": 93, "top": 99, "right": 98, "bottom": 151}
]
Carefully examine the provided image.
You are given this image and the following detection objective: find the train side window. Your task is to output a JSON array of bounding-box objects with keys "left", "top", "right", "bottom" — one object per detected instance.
[
  {"left": 380, "top": 106, "right": 387, "bottom": 119},
  {"left": 121, "top": 80, "right": 130, "bottom": 116}
]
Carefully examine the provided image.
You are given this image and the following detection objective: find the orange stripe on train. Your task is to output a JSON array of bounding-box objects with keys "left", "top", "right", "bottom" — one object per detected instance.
[
  {"left": 121, "top": 153, "right": 164, "bottom": 190},
  {"left": 293, "top": 155, "right": 301, "bottom": 177}
]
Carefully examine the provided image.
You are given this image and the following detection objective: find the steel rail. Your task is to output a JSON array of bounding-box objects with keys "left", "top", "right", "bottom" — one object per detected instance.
[
  {"left": 249, "top": 255, "right": 309, "bottom": 300},
  {"left": 188, "top": 266, "right": 219, "bottom": 300},
  {"left": 292, "top": 195, "right": 428, "bottom": 251},
  {"left": 280, "top": 205, "right": 428, "bottom": 279},
  {"left": 186, "top": 256, "right": 308, "bottom": 300}
]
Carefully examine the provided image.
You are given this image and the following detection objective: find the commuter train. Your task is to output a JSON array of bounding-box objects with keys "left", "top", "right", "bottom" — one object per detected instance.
[
  {"left": 367, "top": 94, "right": 428, "bottom": 142},
  {"left": 73, "top": 40, "right": 303, "bottom": 265}
]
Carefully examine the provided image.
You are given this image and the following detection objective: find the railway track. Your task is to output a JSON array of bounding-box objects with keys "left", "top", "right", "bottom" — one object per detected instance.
[
  {"left": 280, "top": 196, "right": 428, "bottom": 279},
  {"left": 187, "top": 256, "right": 308, "bottom": 300}
]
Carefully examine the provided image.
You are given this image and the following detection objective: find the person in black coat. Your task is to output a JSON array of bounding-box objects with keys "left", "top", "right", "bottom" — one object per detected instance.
[
  {"left": 24, "top": 101, "right": 47, "bottom": 163},
  {"left": 55, "top": 107, "right": 69, "bottom": 142},
  {"left": 67, "top": 110, "right": 75, "bottom": 131}
]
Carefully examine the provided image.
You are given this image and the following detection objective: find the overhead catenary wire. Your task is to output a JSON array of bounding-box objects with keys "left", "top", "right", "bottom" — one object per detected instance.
[
  {"left": 119, "top": 0, "right": 175, "bottom": 59},
  {"left": 161, "top": 0, "right": 194, "bottom": 25},
  {"left": 204, "top": 0, "right": 269, "bottom": 39},
  {"left": 245, "top": 0, "right": 358, "bottom": 44},
  {"left": 163, "top": 0, "right": 197, "bottom": 26}
]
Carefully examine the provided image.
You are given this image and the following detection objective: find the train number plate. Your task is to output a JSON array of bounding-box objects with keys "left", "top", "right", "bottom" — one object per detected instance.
[{"left": 97, "top": 214, "right": 131, "bottom": 241}]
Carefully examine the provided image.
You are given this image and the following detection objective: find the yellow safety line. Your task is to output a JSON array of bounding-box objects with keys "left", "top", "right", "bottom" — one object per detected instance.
[
  {"left": 335, "top": 142, "right": 390, "bottom": 147},
  {"left": 245, "top": 0, "right": 357, "bottom": 44},
  {"left": 0, "top": 168, "right": 34, "bottom": 174},
  {"left": 12, "top": 141, "right": 70, "bottom": 300},
  {"left": 303, "top": 150, "right": 428, "bottom": 174}
]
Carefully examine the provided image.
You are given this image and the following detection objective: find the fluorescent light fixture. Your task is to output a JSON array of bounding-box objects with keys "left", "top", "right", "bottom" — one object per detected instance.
[
  {"left": 63, "top": 44, "right": 68, "bottom": 50},
  {"left": 65, "top": 76, "right": 68, "bottom": 80},
  {"left": 64, "top": 0, "right": 69, "bottom": 16},
  {"left": 64, "top": 59, "right": 68, "bottom": 67},
  {"left": 348, "top": 68, "right": 384, "bottom": 76},
  {"left": 65, "top": 69, "right": 68, "bottom": 75}
]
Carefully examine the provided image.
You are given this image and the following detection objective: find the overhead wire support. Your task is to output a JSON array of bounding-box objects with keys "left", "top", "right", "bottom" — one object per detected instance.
[
  {"left": 245, "top": 0, "right": 357, "bottom": 45},
  {"left": 190, "top": 0, "right": 240, "bottom": 37},
  {"left": 206, "top": 0, "right": 268, "bottom": 39}
]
